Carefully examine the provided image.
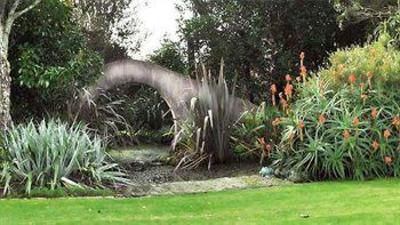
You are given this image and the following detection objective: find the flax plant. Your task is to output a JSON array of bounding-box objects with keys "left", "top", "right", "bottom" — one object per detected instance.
[{"left": 0, "top": 120, "right": 127, "bottom": 195}]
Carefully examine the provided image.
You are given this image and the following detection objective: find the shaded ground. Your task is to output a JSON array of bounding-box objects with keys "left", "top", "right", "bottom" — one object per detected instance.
[
  {"left": 109, "top": 146, "right": 262, "bottom": 185},
  {"left": 109, "top": 145, "right": 271, "bottom": 196},
  {"left": 2, "top": 179, "right": 400, "bottom": 225}
]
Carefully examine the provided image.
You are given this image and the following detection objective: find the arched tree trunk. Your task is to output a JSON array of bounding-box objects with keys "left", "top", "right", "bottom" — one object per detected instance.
[{"left": 79, "top": 60, "right": 255, "bottom": 131}]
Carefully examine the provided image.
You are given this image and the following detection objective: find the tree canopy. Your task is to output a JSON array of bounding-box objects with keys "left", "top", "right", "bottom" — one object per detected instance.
[{"left": 178, "top": 0, "right": 363, "bottom": 102}]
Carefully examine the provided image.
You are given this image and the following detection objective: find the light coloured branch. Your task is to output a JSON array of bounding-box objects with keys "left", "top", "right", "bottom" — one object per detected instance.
[
  {"left": 5, "top": 0, "right": 42, "bottom": 32},
  {"left": 13, "top": 0, "right": 42, "bottom": 20},
  {"left": 7, "top": 0, "right": 21, "bottom": 21},
  {"left": 2, "top": 0, "right": 42, "bottom": 53},
  {"left": 3, "top": 0, "right": 21, "bottom": 40}
]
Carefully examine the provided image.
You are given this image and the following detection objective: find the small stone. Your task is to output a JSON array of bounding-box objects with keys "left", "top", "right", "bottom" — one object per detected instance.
[
  {"left": 300, "top": 213, "right": 310, "bottom": 218},
  {"left": 288, "top": 171, "right": 304, "bottom": 183},
  {"left": 259, "top": 167, "right": 273, "bottom": 177}
]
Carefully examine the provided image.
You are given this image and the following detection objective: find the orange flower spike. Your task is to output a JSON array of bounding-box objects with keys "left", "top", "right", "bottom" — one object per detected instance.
[
  {"left": 384, "top": 129, "right": 392, "bottom": 140},
  {"left": 372, "top": 140, "right": 380, "bottom": 151},
  {"left": 371, "top": 107, "right": 378, "bottom": 119},
  {"left": 319, "top": 114, "right": 327, "bottom": 125},
  {"left": 392, "top": 116, "right": 400, "bottom": 128},
  {"left": 270, "top": 84, "right": 277, "bottom": 106},
  {"left": 257, "top": 138, "right": 272, "bottom": 156},
  {"left": 300, "top": 52, "right": 305, "bottom": 61},
  {"left": 300, "top": 66, "right": 307, "bottom": 83},
  {"left": 300, "top": 52, "right": 305, "bottom": 67},
  {"left": 352, "top": 117, "right": 360, "bottom": 127},
  {"left": 285, "top": 74, "right": 292, "bottom": 82},
  {"left": 343, "top": 130, "right": 351, "bottom": 140},
  {"left": 348, "top": 73, "right": 356, "bottom": 85},
  {"left": 300, "top": 66, "right": 307, "bottom": 76},
  {"left": 279, "top": 92, "right": 289, "bottom": 114},
  {"left": 270, "top": 84, "right": 277, "bottom": 94},
  {"left": 284, "top": 84, "right": 293, "bottom": 98},
  {"left": 384, "top": 156, "right": 393, "bottom": 166}
]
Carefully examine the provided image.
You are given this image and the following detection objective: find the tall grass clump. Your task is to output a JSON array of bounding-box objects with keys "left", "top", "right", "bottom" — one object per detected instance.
[
  {"left": 0, "top": 120, "right": 127, "bottom": 195},
  {"left": 173, "top": 61, "right": 239, "bottom": 169},
  {"left": 271, "top": 36, "right": 400, "bottom": 181}
]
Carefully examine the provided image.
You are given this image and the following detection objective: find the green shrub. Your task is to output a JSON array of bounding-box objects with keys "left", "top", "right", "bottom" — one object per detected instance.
[
  {"left": 272, "top": 41, "right": 400, "bottom": 181},
  {"left": 378, "top": 11, "right": 400, "bottom": 49},
  {"left": 321, "top": 36, "right": 400, "bottom": 88},
  {"left": 10, "top": 0, "right": 104, "bottom": 121},
  {"left": 0, "top": 120, "right": 127, "bottom": 195}
]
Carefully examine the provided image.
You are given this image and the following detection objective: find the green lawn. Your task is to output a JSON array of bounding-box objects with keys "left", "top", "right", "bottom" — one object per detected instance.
[{"left": 1, "top": 179, "right": 400, "bottom": 225}]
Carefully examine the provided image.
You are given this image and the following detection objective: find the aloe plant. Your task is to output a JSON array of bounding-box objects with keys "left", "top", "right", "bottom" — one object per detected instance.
[{"left": 273, "top": 73, "right": 400, "bottom": 180}]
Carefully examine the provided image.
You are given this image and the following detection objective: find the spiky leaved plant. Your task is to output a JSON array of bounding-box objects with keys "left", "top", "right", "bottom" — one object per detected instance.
[
  {"left": 173, "top": 60, "right": 239, "bottom": 169},
  {"left": 0, "top": 120, "right": 128, "bottom": 195}
]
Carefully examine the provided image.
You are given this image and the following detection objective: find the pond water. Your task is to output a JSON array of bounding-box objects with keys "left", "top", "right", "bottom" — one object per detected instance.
[{"left": 108, "top": 145, "right": 171, "bottom": 165}]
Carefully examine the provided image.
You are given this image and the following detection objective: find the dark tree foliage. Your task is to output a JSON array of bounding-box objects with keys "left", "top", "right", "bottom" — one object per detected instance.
[
  {"left": 73, "top": 0, "right": 143, "bottom": 62},
  {"left": 333, "top": 0, "right": 400, "bottom": 47},
  {"left": 8, "top": 0, "right": 103, "bottom": 121},
  {"left": 334, "top": 0, "right": 399, "bottom": 28},
  {"left": 0, "top": 0, "right": 43, "bottom": 131},
  {"left": 179, "top": 0, "right": 369, "bottom": 103},
  {"left": 149, "top": 39, "right": 187, "bottom": 74}
]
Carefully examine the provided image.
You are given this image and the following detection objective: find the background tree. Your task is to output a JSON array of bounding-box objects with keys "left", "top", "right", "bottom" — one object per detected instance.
[
  {"left": 179, "top": 0, "right": 370, "bottom": 103},
  {"left": 71, "top": 0, "right": 145, "bottom": 62},
  {"left": 149, "top": 39, "right": 187, "bottom": 74},
  {"left": 8, "top": 0, "right": 103, "bottom": 121},
  {"left": 0, "top": 0, "right": 42, "bottom": 131},
  {"left": 333, "top": 0, "right": 400, "bottom": 29}
]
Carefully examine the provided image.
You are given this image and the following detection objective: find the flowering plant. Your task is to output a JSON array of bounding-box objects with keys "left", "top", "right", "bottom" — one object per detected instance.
[{"left": 271, "top": 40, "right": 400, "bottom": 181}]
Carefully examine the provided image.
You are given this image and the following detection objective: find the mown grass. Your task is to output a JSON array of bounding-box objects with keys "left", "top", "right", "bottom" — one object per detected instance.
[{"left": 1, "top": 179, "right": 400, "bottom": 224}]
